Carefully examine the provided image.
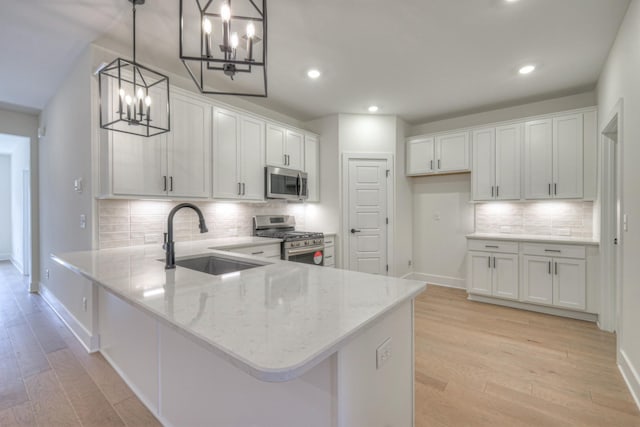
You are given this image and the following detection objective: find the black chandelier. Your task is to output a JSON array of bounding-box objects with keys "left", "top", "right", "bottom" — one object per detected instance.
[
  {"left": 179, "top": 0, "right": 267, "bottom": 97},
  {"left": 98, "top": 0, "right": 171, "bottom": 137}
]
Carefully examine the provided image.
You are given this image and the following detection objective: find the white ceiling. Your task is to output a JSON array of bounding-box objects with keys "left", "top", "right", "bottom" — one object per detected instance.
[{"left": 0, "top": 0, "right": 630, "bottom": 123}]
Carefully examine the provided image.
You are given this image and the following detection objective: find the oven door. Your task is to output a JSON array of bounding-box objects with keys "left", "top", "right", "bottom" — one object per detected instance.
[{"left": 285, "top": 245, "right": 325, "bottom": 266}]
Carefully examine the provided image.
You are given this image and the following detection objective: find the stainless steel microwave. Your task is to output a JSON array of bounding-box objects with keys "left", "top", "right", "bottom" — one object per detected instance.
[{"left": 265, "top": 166, "right": 309, "bottom": 201}]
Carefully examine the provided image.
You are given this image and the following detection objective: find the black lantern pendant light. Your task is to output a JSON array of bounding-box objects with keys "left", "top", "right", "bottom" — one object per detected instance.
[
  {"left": 99, "top": 0, "right": 171, "bottom": 137},
  {"left": 179, "top": 0, "right": 267, "bottom": 97}
]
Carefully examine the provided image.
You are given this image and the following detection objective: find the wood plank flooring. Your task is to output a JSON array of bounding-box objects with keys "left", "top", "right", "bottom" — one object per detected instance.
[
  {"left": 0, "top": 261, "right": 160, "bottom": 427},
  {"left": 2, "top": 261, "right": 639, "bottom": 426},
  {"left": 415, "top": 285, "right": 640, "bottom": 427}
]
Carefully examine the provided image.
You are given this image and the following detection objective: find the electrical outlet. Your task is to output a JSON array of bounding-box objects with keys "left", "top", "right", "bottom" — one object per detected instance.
[
  {"left": 45, "top": 269, "right": 50, "bottom": 280},
  {"left": 82, "top": 297, "right": 88, "bottom": 312},
  {"left": 376, "top": 337, "right": 392, "bottom": 370}
]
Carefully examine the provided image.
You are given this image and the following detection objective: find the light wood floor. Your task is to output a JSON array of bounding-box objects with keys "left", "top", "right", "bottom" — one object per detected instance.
[
  {"left": 415, "top": 285, "right": 640, "bottom": 426},
  {"left": 0, "top": 261, "right": 160, "bottom": 426}
]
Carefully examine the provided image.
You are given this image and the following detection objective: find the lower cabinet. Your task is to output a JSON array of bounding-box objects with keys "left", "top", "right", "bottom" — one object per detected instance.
[
  {"left": 468, "top": 251, "right": 518, "bottom": 300},
  {"left": 324, "top": 234, "right": 336, "bottom": 268},
  {"left": 522, "top": 255, "right": 586, "bottom": 310}
]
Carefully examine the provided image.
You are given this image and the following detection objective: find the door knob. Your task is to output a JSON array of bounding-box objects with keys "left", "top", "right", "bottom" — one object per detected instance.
[{"left": 350, "top": 228, "right": 361, "bottom": 234}]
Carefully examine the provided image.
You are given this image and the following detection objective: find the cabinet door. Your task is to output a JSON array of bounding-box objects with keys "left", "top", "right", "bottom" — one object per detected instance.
[
  {"left": 111, "top": 132, "right": 167, "bottom": 196},
  {"left": 471, "top": 128, "right": 495, "bottom": 201},
  {"left": 239, "top": 116, "right": 265, "bottom": 201},
  {"left": 553, "top": 258, "right": 586, "bottom": 310},
  {"left": 495, "top": 124, "right": 521, "bottom": 200},
  {"left": 285, "top": 130, "right": 305, "bottom": 170},
  {"left": 492, "top": 253, "right": 518, "bottom": 300},
  {"left": 304, "top": 135, "right": 320, "bottom": 202},
  {"left": 406, "top": 137, "right": 435, "bottom": 175},
  {"left": 212, "top": 108, "right": 241, "bottom": 199},
  {"left": 522, "top": 255, "right": 553, "bottom": 305},
  {"left": 468, "top": 252, "right": 493, "bottom": 296},
  {"left": 524, "top": 119, "right": 553, "bottom": 199},
  {"left": 265, "top": 124, "right": 286, "bottom": 167},
  {"left": 168, "top": 94, "right": 211, "bottom": 198},
  {"left": 435, "top": 132, "right": 469, "bottom": 172},
  {"left": 553, "top": 114, "right": 583, "bottom": 199}
]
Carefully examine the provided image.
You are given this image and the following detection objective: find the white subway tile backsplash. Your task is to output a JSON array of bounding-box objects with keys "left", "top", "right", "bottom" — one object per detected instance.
[
  {"left": 475, "top": 201, "right": 594, "bottom": 238},
  {"left": 98, "top": 199, "right": 307, "bottom": 249}
]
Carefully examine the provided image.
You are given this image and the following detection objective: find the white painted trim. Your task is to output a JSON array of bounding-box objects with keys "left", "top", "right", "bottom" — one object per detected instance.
[
  {"left": 467, "top": 293, "right": 598, "bottom": 322},
  {"left": 400, "top": 272, "right": 413, "bottom": 280},
  {"left": 0, "top": 253, "right": 10, "bottom": 261},
  {"left": 38, "top": 282, "right": 100, "bottom": 352},
  {"left": 408, "top": 272, "right": 465, "bottom": 289},
  {"left": 341, "top": 152, "right": 395, "bottom": 276},
  {"left": 10, "top": 257, "right": 24, "bottom": 275},
  {"left": 619, "top": 349, "right": 640, "bottom": 412}
]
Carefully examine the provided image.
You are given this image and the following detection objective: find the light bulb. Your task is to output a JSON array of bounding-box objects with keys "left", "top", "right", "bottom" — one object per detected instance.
[
  {"left": 221, "top": 3, "right": 231, "bottom": 21},
  {"left": 125, "top": 95, "right": 132, "bottom": 105},
  {"left": 246, "top": 22, "right": 255, "bottom": 38},
  {"left": 119, "top": 88, "right": 125, "bottom": 98},
  {"left": 368, "top": 105, "right": 379, "bottom": 113},
  {"left": 519, "top": 64, "right": 536, "bottom": 74},
  {"left": 307, "top": 69, "right": 321, "bottom": 79},
  {"left": 136, "top": 88, "right": 144, "bottom": 100},
  {"left": 203, "top": 18, "right": 212, "bottom": 34},
  {"left": 145, "top": 96, "right": 151, "bottom": 106},
  {"left": 230, "top": 32, "right": 239, "bottom": 48}
]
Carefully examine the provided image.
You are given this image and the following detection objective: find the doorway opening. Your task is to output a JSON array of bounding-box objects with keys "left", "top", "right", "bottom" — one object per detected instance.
[
  {"left": 0, "top": 133, "right": 31, "bottom": 282},
  {"left": 600, "top": 99, "right": 623, "bottom": 344}
]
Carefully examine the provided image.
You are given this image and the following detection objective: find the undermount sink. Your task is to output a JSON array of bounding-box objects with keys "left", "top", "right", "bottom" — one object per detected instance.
[{"left": 164, "top": 254, "right": 271, "bottom": 276}]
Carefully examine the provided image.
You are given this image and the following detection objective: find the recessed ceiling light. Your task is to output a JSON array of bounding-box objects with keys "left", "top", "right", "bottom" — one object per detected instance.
[
  {"left": 505, "top": 0, "right": 519, "bottom": 3},
  {"left": 307, "top": 69, "right": 321, "bottom": 79},
  {"left": 368, "top": 105, "right": 379, "bottom": 113},
  {"left": 519, "top": 65, "right": 536, "bottom": 75}
]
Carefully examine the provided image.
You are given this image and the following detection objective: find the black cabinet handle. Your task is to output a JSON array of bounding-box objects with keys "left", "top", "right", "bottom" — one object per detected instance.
[
  {"left": 169, "top": 176, "right": 174, "bottom": 192},
  {"left": 350, "top": 228, "right": 361, "bottom": 234},
  {"left": 163, "top": 176, "right": 167, "bottom": 192}
]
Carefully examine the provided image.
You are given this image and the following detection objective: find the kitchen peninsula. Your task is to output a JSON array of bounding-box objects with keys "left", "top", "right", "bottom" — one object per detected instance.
[{"left": 52, "top": 238, "right": 426, "bottom": 427}]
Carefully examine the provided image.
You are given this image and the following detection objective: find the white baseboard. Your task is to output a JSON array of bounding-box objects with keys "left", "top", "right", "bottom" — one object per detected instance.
[
  {"left": 39, "top": 282, "right": 100, "bottom": 352},
  {"left": 0, "top": 253, "right": 10, "bottom": 261},
  {"left": 408, "top": 272, "right": 466, "bottom": 289},
  {"left": 468, "top": 293, "right": 598, "bottom": 322},
  {"left": 10, "top": 257, "right": 24, "bottom": 275},
  {"left": 619, "top": 349, "right": 640, "bottom": 411}
]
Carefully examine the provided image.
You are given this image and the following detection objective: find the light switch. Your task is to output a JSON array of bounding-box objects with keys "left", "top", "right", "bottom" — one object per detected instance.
[
  {"left": 80, "top": 214, "right": 86, "bottom": 229},
  {"left": 74, "top": 178, "right": 83, "bottom": 193}
]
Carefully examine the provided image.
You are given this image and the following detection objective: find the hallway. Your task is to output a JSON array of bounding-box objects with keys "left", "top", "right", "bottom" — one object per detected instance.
[{"left": 0, "top": 261, "right": 160, "bottom": 426}]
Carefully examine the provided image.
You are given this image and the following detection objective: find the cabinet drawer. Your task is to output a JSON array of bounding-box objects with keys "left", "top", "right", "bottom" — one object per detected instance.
[
  {"left": 324, "top": 235, "right": 335, "bottom": 247},
  {"left": 230, "top": 244, "right": 281, "bottom": 258},
  {"left": 324, "top": 246, "right": 335, "bottom": 264},
  {"left": 467, "top": 240, "right": 518, "bottom": 254},
  {"left": 521, "top": 243, "right": 585, "bottom": 259}
]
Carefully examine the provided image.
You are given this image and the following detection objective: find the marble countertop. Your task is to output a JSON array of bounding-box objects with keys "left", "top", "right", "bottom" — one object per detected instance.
[
  {"left": 52, "top": 238, "right": 426, "bottom": 382},
  {"left": 466, "top": 233, "right": 600, "bottom": 246},
  {"left": 203, "top": 236, "right": 283, "bottom": 250}
]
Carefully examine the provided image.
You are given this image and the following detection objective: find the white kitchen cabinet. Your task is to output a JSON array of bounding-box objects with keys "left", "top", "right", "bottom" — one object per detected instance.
[
  {"left": 468, "top": 251, "right": 518, "bottom": 300},
  {"left": 406, "top": 137, "right": 435, "bottom": 175},
  {"left": 305, "top": 134, "right": 320, "bottom": 202},
  {"left": 468, "top": 252, "right": 493, "bottom": 296},
  {"left": 553, "top": 258, "right": 586, "bottom": 310},
  {"left": 524, "top": 114, "right": 583, "bottom": 199},
  {"left": 324, "top": 233, "right": 336, "bottom": 268},
  {"left": 266, "top": 124, "right": 304, "bottom": 170},
  {"left": 472, "top": 125, "right": 521, "bottom": 201},
  {"left": 405, "top": 132, "right": 469, "bottom": 176},
  {"left": 213, "top": 108, "right": 265, "bottom": 200},
  {"left": 109, "top": 90, "right": 210, "bottom": 198},
  {"left": 522, "top": 255, "right": 554, "bottom": 305},
  {"left": 435, "top": 132, "right": 470, "bottom": 173}
]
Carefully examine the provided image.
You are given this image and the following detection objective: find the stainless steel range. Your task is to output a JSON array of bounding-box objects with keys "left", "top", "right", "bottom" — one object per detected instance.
[{"left": 253, "top": 215, "right": 325, "bottom": 266}]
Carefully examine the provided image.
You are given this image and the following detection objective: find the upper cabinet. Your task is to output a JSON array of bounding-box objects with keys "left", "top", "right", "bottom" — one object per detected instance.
[
  {"left": 266, "top": 124, "right": 304, "bottom": 170},
  {"left": 105, "top": 91, "right": 211, "bottom": 198},
  {"left": 472, "top": 124, "right": 521, "bottom": 201},
  {"left": 212, "top": 108, "right": 265, "bottom": 201},
  {"left": 406, "top": 132, "right": 469, "bottom": 176},
  {"left": 524, "top": 114, "right": 583, "bottom": 199},
  {"left": 304, "top": 134, "right": 320, "bottom": 202}
]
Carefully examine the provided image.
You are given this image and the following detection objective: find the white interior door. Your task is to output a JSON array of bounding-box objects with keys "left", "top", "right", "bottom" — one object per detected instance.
[{"left": 347, "top": 159, "right": 388, "bottom": 275}]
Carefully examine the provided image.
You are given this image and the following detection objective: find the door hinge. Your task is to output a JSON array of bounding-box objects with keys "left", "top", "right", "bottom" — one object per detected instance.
[
  {"left": 386, "top": 217, "right": 389, "bottom": 225},
  {"left": 614, "top": 237, "right": 618, "bottom": 245},
  {"left": 386, "top": 264, "right": 389, "bottom": 272},
  {"left": 386, "top": 169, "right": 390, "bottom": 177}
]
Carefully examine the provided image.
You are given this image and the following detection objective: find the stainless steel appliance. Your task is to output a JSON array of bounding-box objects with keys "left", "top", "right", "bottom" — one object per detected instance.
[
  {"left": 253, "top": 215, "right": 324, "bottom": 265},
  {"left": 265, "top": 166, "right": 308, "bottom": 201}
]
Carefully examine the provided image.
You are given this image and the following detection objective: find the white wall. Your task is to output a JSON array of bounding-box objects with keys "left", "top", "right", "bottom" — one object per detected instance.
[
  {"left": 0, "top": 155, "right": 11, "bottom": 259},
  {"left": 597, "top": 0, "right": 640, "bottom": 407},
  {"left": 395, "top": 119, "right": 413, "bottom": 277},
  {"left": 0, "top": 107, "right": 39, "bottom": 288},
  {"left": 39, "top": 47, "right": 97, "bottom": 349}
]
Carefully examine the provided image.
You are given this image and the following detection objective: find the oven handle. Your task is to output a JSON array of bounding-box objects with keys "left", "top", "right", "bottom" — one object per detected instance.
[{"left": 287, "top": 245, "right": 325, "bottom": 256}]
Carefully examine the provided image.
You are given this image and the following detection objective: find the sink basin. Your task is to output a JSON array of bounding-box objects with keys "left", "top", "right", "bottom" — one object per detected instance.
[{"left": 167, "top": 254, "right": 270, "bottom": 276}]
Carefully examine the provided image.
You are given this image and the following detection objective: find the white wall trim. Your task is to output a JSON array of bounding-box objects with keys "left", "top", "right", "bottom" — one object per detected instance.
[
  {"left": 468, "top": 293, "right": 599, "bottom": 322},
  {"left": 39, "top": 282, "right": 100, "bottom": 352},
  {"left": 619, "top": 349, "right": 640, "bottom": 411},
  {"left": 341, "top": 152, "right": 395, "bottom": 276},
  {"left": 0, "top": 253, "right": 10, "bottom": 261},
  {"left": 407, "top": 272, "right": 465, "bottom": 289},
  {"left": 10, "top": 257, "right": 24, "bottom": 275}
]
